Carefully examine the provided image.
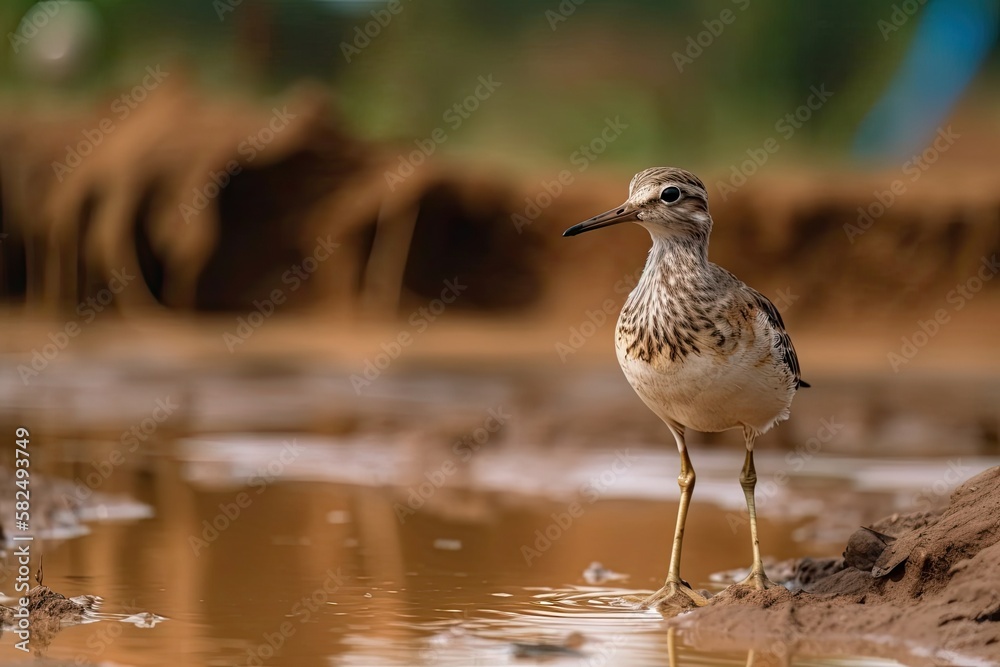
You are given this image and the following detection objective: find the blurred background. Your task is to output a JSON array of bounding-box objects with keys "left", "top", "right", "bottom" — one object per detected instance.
[{"left": 0, "top": 1, "right": 999, "bottom": 665}]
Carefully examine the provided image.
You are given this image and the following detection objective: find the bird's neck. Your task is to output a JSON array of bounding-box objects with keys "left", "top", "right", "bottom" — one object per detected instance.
[
  {"left": 645, "top": 234, "right": 709, "bottom": 281},
  {"left": 626, "top": 234, "right": 709, "bottom": 312},
  {"left": 618, "top": 233, "right": 712, "bottom": 364}
]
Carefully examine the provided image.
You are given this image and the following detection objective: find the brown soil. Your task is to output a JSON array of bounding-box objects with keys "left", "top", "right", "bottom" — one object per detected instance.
[
  {"left": 673, "top": 467, "right": 1000, "bottom": 665},
  {"left": 2, "top": 77, "right": 999, "bottom": 325}
]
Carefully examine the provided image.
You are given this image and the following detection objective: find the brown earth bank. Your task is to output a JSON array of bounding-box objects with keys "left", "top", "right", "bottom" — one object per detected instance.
[
  {"left": 2, "top": 79, "right": 999, "bottom": 323},
  {"left": 672, "top": 466, "right": 1000, "bottom": 666}
]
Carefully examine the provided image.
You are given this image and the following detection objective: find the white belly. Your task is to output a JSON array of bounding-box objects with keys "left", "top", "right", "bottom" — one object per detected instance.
[{"left": 615, "top": 335, "right": 794, "bottom": 434}]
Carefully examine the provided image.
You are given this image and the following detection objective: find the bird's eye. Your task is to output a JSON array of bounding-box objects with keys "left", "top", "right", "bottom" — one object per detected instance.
[{"left": 660, "top": 186, "right": 681, "bottom": 203}]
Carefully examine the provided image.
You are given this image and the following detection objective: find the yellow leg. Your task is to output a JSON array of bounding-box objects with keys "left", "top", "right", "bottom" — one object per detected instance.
[
  {"left": 738, "top": 427, "right": 776, "bottom": 590},
  {"left": 644, "top": 424, "right": 707, "bottom": 608},
  {"left": 667, "top": 441, "right": 694, "bottom": 584}
]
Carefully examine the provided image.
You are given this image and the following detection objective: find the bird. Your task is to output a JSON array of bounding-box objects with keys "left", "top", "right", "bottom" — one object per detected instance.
[{"left": 562, "top": 166, "right": 808, "bottom": 608}]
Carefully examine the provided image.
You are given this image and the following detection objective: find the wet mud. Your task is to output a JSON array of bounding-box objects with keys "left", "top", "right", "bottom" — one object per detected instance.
[
  {"left": 0, "top": 567, "right": 164, "bottom": 657},
  {"left": 675, "top": 467, "right": 1000, "bottom": 666}
]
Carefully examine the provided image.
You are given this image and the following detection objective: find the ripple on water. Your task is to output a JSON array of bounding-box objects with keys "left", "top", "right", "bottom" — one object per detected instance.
[
  {"left": 371, "top": 586, "right": 670, "bottom": 667},
  {"left": 350, "top": 585, "right": 907, "bottom": 667}
]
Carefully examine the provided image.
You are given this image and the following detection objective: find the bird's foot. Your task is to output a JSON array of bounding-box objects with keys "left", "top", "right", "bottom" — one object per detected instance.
[
  {"left": 623, "top": 579, "right": 709, "bottom": 611},
  {"left": 735, "top": 569, "right": 778, "bottom": 591}
]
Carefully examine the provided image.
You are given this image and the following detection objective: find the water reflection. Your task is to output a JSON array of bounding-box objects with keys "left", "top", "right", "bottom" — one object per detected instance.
[{"left": 0, "top": 425, "right": 970, "bottom": 666}]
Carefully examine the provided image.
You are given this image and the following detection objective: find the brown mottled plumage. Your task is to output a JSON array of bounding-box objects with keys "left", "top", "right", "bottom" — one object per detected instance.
[
  {"left": 563, "top": 166, "right": 808, "bottom": 610},
  {"left": 616, "top": 168, "right": 805, "bottom": 389}
]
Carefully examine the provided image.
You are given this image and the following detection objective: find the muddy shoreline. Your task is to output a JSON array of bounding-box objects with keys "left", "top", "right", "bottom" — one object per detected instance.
[{"left": 672, "top": 467, "right": 1000, "bottom": 665}]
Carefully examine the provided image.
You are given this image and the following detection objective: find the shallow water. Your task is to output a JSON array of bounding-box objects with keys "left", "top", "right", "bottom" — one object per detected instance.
[
  {"left": 2, "top": 423, "right": 994, "bottom": 666},
  {"left": 0, "top": 359, "right": 993, "bottom": 666}
]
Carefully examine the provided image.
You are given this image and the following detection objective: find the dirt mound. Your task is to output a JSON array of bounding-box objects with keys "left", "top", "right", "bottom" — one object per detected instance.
[
  {"left": 0, "top": 77, "right": 547, "bottom": 316},
  {"left": 3, "top": 76, "right": 997, "bottom": 323},
  {"left": 676, "top": 466, "right": 1000, "bottom": 665}
]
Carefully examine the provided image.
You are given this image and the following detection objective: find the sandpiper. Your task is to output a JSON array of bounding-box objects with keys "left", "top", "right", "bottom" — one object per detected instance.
[{"left": 563, "top": 167, "right": 808, "bottom": 608}]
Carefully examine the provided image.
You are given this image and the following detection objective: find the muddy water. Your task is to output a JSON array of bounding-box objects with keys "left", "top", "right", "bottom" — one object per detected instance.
[
  {"left": 3, "top": 434, "right": 990, "bottom": 665},
  {"left": 2, "top": 421, "right": 993, "bottom": 666}
]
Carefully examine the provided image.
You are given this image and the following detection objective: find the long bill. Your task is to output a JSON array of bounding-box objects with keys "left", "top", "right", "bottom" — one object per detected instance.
[{"left": 562, "top": 204, "right": 638, "bottom": 236}]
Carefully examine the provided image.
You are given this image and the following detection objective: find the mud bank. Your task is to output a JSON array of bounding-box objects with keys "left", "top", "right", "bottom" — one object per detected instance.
[{"left": 675, "top": 467, "right": 1000, "bottom": 665}]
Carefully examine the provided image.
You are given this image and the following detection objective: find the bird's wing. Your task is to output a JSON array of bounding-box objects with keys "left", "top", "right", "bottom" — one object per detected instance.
[{"left": 743, "top": 287, "right": 809, "bottom": 389}]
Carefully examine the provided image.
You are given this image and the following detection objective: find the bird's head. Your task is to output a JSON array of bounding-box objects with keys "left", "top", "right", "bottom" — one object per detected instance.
[{"left": 563, "top": 167, "right": 712, "bottom": 243}]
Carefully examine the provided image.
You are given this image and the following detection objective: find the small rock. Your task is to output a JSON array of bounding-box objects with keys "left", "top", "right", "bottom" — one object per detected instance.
[
  {"left": 511, "top": 632, "right": 586, "bottom": 659},
  {"left": 583, "top": 561, "right": 628, "bottom": 585},
  {"left": 844, "top": 526, "right": 896, "bottom": 572}
]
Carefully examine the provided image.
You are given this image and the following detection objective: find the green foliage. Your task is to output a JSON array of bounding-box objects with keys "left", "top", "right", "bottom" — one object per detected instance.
[{"left": 1, "top": 0, "right": 995, "bottom": 167}]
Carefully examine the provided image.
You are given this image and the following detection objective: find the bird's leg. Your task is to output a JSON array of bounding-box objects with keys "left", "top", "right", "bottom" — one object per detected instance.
[
  {"left": 737, "top": 427, "right": 776, "bottom": 590},
  {"left": 643, "top": 425, "right": 707, "bottom": 608},
  {"left": 667, "top": 443, "right": 695, "bottom": 585}
]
